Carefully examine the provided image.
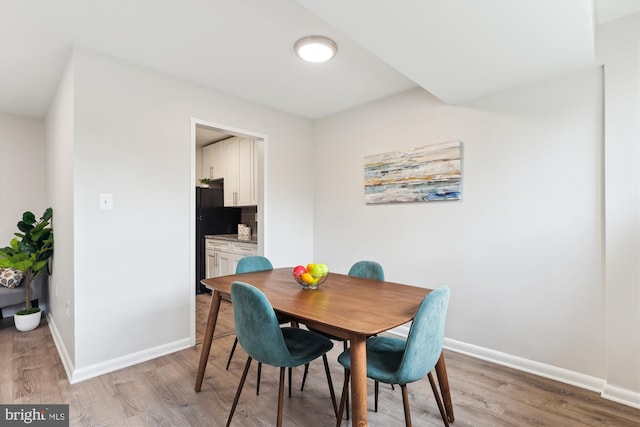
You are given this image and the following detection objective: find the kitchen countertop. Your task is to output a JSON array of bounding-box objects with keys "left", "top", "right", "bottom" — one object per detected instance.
[{"left": 205, "top": 234, "right": 258, "bottom": 244}]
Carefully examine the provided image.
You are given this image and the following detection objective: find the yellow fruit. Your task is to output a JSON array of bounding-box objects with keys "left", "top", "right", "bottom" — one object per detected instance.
[
  {"left": 306, "top": 263, "right": 315, "bottom": 272},
  {"left": 301, "top": 272, "right": 315, "bottom": 284}
]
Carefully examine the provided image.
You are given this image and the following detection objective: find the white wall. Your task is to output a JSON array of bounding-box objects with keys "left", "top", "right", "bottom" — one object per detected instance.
[
  {"left": 314, "top": 68, "right": 605, "bottom": 377},
  {"left": 0, "top": 113, "right": 46, "bottom": 245},
  {"left": 45, "top": 60, "right": 76, "bottom": 368},
  {"left": 313, "top": 15, "right": 640, "bottom": 407},
  {"left": 597, "top": 13, "right": 640, "bottom": 404},
  {"left": 48, "top": 47, "right": 315, "bottom": 380}
]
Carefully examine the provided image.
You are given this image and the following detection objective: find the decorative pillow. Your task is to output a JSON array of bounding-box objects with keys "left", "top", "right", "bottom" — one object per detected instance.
[{"left": 0, "top": 268, "right": 24, "bottom": 288}]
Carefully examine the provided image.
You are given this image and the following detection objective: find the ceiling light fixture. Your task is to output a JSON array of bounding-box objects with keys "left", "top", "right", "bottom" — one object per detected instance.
[{"left": 294, "top": 35, "right": 338, "bottom": 63}]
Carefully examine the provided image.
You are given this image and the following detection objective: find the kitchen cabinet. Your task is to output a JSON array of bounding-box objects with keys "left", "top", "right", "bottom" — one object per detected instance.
[
  {"left": 202, "top": 141, "right": 225, "bottom": 180},
  {"left": 205, "top": 240, "right": 232, "bottom": 278},
  {"left": 223, "top": 137, "right": 257, "bottom": 206},
  {"left": 205, "top": 238, "right": 257, "bottom": 278}
]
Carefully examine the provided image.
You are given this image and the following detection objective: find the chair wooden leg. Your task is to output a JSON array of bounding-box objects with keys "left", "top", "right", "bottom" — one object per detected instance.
[
  {"left": 373, "top": 381, "right": 394, "bottom": 412},
  {"left": 400, "top": 384, "right": 412, "bottom": 427},
  {"left": 256, "top": 362, "right": 262, "bottom": 395},
  {"left": 336, "top": 368, "right": 350, "bottom": 427},
  {"left": 322, "top": 354, "right": 338, "bottom": 418},
  {"left": 226, "top": 337, "right": 239, "bottom": 370},
  {"left": 300, "top": 363, "right": 309, "bottom": 391},
  {"left": 228, "top": 337, "right": 263, "bottom": 397},
  {"left": 427, "top": 372, "right": 450, "bottom": 427},
  {"left": 374, "top": 381, "right": 379, "bottom": 412},
  {"left": 345, "top": 387, "right": 350, "bottom": 420},
  {"left": 226, "top": 356, "right": 253, "bottom": 427},
  {"left": 288, "top": 367, "right": 293, "bottom": 398},
  {"left": 342, "top": 341, "right": 349, "bottom": 421},
  {"left": 277, "top": 367, "right": 285, "bottom": 427}
]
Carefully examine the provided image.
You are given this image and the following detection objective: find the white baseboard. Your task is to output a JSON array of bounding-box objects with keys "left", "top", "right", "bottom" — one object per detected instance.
[
  {"left": 444, "top": 338, "right": 604, "bottom": 391},
  {"left": 69, "top": 338, "right": 192, "bottom": 384},
  {"left": 444, "top": 337, "right": 640, "bottom": 409},
  {"left": 602, "top": 383, "right": 640, "bottom": 409},
  {"left": 386, "top": 326, "right": 640, "bottom": 409},
  {"left": 46, "top": 312, "right": 75, "bottom": 381},
  {"left": 46, "top": 312, "right": 192, "bottom": 384}
]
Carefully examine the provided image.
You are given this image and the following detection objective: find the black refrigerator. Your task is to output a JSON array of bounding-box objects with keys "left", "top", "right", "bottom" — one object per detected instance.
[{"left": 195, "top": 181, "right": 241, "bottom": 293}]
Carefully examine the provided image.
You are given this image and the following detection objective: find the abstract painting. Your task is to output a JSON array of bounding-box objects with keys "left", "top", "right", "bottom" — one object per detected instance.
[{"left": 364, "top": 140, "right": 462, "bottom": 204}]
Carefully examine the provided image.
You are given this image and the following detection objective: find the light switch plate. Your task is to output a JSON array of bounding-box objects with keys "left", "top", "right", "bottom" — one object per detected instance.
[{"left": 99, "top": 193, "right": 113, "bottom": 210}]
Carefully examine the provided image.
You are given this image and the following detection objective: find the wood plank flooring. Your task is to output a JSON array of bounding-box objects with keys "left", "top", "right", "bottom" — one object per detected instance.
[{"left": 1, "top": 294, "right": 638, "bottom": 426}]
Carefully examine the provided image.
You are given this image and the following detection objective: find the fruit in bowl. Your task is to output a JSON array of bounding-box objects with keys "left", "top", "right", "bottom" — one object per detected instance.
[{"left": 293, "top": 263, "right": 329, "bottom": 289}]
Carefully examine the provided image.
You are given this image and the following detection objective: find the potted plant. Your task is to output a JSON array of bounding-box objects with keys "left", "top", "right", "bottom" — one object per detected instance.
[{"left": 0, "top": 208, "right": 53, "bottom": 331}]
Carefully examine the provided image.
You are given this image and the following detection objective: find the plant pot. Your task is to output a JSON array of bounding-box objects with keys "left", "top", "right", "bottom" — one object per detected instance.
[{"left": 14, "top": 309, "right": 42, "bottom": 332}]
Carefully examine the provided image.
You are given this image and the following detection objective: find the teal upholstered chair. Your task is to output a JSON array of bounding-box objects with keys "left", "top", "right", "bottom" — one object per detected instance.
[
  {"left": 335, "top": 286, "right": 451, "bottom": 427},
  {"left": 226, "top": 256, "right": 294, "bottom": 395},
  {"left": 226, "top": 281, "right": 337, "bottom": 427},
  {"left": 346, "top": 260, "right": 385, "bottom": 281},
  {"left": 301, "top": 260, "right": 385, "bottom": 419},
  {"left": 226, "top": 256, "right": 275, "bottom": 371},
  {"left": 235, "top": 255, "right": 273, "bottom": 274}
]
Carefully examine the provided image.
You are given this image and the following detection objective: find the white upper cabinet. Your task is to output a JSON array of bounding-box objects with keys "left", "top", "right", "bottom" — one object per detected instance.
[
  {"left": 224, "top": 137, "right": 257, "bottom": 206},
  {"left": 202, "top": 142, "right": 225, "bottom": 180}
]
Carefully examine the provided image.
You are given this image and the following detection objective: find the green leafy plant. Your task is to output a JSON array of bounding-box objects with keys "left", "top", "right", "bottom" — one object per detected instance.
[{"left": 0, "top": 208, "right": 54, "bottom": 315}]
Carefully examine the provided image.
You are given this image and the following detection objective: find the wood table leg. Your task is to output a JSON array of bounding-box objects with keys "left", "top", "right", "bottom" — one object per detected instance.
[
  {"left": 195, "top": 290, "right": 222, "bottom": 392},
  {"left": 349, "top": 334, "right": 368, "bottom": 427},
  {"left": 435, "top": 351, "right": 454, "bottom": 422}
]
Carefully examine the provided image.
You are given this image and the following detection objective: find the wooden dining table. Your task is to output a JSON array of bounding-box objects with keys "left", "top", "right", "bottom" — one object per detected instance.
[{"left": 195, "top": 268, "right": 455, "bottom": 426}]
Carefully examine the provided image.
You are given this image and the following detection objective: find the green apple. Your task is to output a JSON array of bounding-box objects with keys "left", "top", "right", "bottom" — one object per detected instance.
[{"left": 310, "top": 263, "right": 328, "bottom": 276}]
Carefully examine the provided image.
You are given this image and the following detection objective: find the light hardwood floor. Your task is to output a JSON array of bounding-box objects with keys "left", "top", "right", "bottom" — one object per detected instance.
[{"left": 1, "top": 294, "right": 639, "bottom": 426}]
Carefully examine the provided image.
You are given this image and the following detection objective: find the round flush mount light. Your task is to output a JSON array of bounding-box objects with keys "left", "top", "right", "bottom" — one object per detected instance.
[{"left": 294, "top": 35, "right": 338, "bottom": 63}]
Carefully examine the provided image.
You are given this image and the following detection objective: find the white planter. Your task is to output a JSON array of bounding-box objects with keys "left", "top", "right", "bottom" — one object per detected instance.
[{"left": 14, "top": 310, "right": 42, "bottom": 332}]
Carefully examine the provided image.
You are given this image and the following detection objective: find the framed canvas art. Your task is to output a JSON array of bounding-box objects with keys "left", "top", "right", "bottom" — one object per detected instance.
[{"left": 364, "top": 140, "right": 462, "bottom": 204}]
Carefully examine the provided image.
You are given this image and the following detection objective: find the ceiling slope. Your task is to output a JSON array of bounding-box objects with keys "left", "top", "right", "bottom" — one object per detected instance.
[
  {"left": 298, "top": 0, "right": 598, "bottom": 105},
  {"left": 1, "top": 1, "right": 637, "bottom": 119},
  {"left": 0, "top": 0, "right": 415, "bottom": 119}
]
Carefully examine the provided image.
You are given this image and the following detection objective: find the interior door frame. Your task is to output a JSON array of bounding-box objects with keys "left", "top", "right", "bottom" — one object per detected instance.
[{"left": 189, "top": 117, "right": 267, "bottom": 343}]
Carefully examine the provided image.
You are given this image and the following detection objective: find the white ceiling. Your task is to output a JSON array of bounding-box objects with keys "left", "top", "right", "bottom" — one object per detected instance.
[
  {"left": 1, "top": 0, "right": 638, "bottom": 121},
  {"left": 195, "top": 126, "right": 233, "bottom": 147}
]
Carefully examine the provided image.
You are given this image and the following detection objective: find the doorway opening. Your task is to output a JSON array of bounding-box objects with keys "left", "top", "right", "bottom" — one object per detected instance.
[{"left": 190, "top": 118, "right": 266, "bottom": 342}]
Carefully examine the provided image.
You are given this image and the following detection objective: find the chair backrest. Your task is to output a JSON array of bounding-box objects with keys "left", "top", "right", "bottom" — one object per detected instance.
[
  {"left": 236, "top": 255, "right": 273, "bottom": 274},
  {"left": 396, "top": 286, "right": 450, "bottom": 384},
  {"left": 230, "top": 281, "right": 291, "bottom": 366},
  {"left": 348, "top": 260, "right": 385, "bottom": 281}
]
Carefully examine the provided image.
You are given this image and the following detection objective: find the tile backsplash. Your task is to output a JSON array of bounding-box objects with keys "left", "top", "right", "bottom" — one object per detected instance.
[{"left": 240, "top": 206, "right": 257, "bottom": 236}]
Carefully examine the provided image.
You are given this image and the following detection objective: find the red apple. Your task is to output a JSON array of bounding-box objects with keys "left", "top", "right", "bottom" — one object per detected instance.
[{"left": 293, "top": 265, "right": 306, "bottom": 278}]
